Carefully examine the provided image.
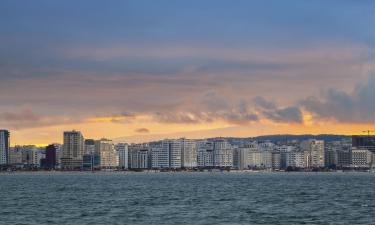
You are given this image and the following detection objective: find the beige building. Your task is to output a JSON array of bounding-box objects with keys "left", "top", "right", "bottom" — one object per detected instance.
[
  {"left": 95, "top": 139, "right": 119, "bottom": 169},
  {"left": 61, "top": 130, "right": 85, "bottom": 169}
]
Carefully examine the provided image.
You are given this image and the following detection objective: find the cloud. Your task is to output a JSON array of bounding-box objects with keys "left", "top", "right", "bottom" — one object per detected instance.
[
  {"left": 135, "top": 128, "right": 150, "bottom": 134},
  {"left": 301, "top": 75, "right": 375, "bottom": 123},
  {"left": 1, "top": 109, "right": 40, "bottom": 122},
  {"left": 150, "top": 96, "right": 258, "bottom": 125},
  {"left": 263, "top": 106, "right": 303, "bottom": 123},
  {"left": 253, "top": 96, "right": 277, "bottom": 110},
  {"left": 254, "top": 96, "right": 303, "bottom": 123},
  {"left": 0, "top": 108, "right": 80, "bottom": 130}
]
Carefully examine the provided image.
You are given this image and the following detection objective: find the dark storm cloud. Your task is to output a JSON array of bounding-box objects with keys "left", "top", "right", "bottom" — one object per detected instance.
[
  {"left": 301, "top": 75, "right": 375, "bottom": 123},
  {"left": 254, "top": 97, "right": 303, "bottom": 123}
]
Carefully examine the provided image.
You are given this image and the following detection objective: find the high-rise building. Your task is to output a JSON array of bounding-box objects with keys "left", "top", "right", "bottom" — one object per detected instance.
[
  {"left": 180, "top": 139, "right": 197, "bottom": 168},
  {"left": 52, "top": 143, "right": 63, "bottom": 168},
  {"left": 84, "top": 139, "right": 96, "bottom": 155},
  {"left": 129, "top": 143, "right": 150, "bottom": 169},
  {"left": 45, "top": 145, "right": 57, "bottom": 169},
  {"left": 61, "top": 130, "right": 84, "bottom": 169},
  {"left": 151, "top": 147, "right": 169, "bottom": 169},
  {"left": 272, "top": 152, "right": 281, "bottom": 170},
  {"left": 197, "top": 141, "right": 214, "bottom": 168},
  {"left": 301, "top": 139, "right": 325, "bottom": 168},
  {"left": 162, "top": 139, "right": 182, "bottom": 169},
  {"left": 115, "top": 143, "right": 129, "bottom": 170},
  {"left": 0, "top": 130, "right": 10, "bottom": 166},
  {"left": 213, "top": 139, "right": 233, "bottom": 168},
  {"left": 233, "top": 147, "right": 249, "bottom": 170},
  {"left": 95, "top": 139, "right": 119, "bottom": 169}
]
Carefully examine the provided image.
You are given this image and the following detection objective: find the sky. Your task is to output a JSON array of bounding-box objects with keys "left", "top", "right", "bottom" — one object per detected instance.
[{"left": 1, "top": 0, "right": 375, "bottom": 145}]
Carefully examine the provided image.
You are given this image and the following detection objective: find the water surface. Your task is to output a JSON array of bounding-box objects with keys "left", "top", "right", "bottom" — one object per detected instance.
[{"left": 1, "top": 172, "right": 374, "bottom": 224}]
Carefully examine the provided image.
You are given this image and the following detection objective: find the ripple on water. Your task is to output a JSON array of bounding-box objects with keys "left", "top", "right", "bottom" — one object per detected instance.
[{"left": 1, "top": 172, "right": 375, "bottom": 225}]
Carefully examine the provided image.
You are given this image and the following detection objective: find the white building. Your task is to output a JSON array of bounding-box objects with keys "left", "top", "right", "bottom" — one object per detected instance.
[
  {"left": 181, "top": 139, "right": 197, "bottom": 168},
  {"left": 0, "top": 130, "right": 10, "bottom": 165},
  {"left": 161, "top": 139, "right": 182, "bottom": 169},
  {"left": 301, "top": 139, "right": 325, "bottom": 168},
  {"left": 285, "top": 150, "right": 306, "bottom": 168},
  {"left": 233, "top": 147, "right": 250, "bottom": 170},
  {"left": 197, "top": 141, "right": 214, "bottom": 167},
  {"left": 115, "top": 143, "right": 129, "bottom": 169},
  {"left": 213, "top": 139, "right": 233, "bottom": 168},
  {"left": 151, "top": 147, "right": 169, "bottom": 169},
  {"left": 272, "top": 152, "right": 281, "bottom": 170},
  {"left": 129, "top": 144, "right": 150, "bottom": 169}
]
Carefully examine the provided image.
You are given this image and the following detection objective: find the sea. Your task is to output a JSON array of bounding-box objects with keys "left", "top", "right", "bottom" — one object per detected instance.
[{"left": 1, "top": 172, "right": 375, "bottom": 225}]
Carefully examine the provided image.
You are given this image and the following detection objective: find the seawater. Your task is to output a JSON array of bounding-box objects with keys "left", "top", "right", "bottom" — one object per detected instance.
[{"left": 1, "top": 172, "right": 375, "bottom": 225}]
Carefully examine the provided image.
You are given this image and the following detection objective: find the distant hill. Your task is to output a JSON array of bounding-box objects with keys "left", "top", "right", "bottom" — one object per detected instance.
[
  {"left": 114, "top": 132, "right": 351, "bottom": 144},
  {"left": 224, "top": 134, "right": 350, "bottom": 143}
]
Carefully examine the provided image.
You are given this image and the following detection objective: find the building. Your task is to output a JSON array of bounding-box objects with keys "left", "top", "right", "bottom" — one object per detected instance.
[
  {"left": 84, "top": 139, "right": 96, "bottom": 155},
  {"left": 352, "top": 135, "right": 375, "bottom": 153},
  {"left": 213, "top": 139, "right": 233, "bottom": 168},
  {"left": 52, "top": 143, "right": 63, "bottom": 168},
  {"left": 351, "top": 147, "right": 374, "bottom": 168},
  {"left": 325, "top": 141, "right": 352, "bottom": 168},
  {"left": 129, "top": 144, "right": 150, "bottom": 169},
  {"left": 44, "top": 145, "right": 57, "bottom": 169},
  {"left": 336, "top": 144, "right": 352, "bottom": 168},
  {"left": 151, "top": 147, "right": 169, "bottom": 169},
  {"left": 162, "top": 139, "right": 182, "bottom": 169},
  {"left": 301, "top": 139, "right": 325, "bottom": 168},
  {"left": 285, "top": 150, "right": 306, "bottom": 168},
  {"left": 61, "top": 130, "right": 85, "bottom": 170},
  {"left": 115, "top": 143, "right": 129, "bottom": 170},
  {"left": 272, "top": 152, "right": 281, "bottom": 170},
  {"left": 21, "top": 145, "right": 45, "bottom": 168},
  {"left": 95, "top": 139, "right": 119, "bottom": 169},
  {"left": 233, "top": 147, "right": 249, "bottom": 170},
  {"left": 180, "top": 139, "right": 197, "bottom": 168},
  {"left": 9, "top": 146, "right": 23, "bottom": 166},
  {"left": 129, "top": 143, "right": 150, "bottom": 169},
  {"left": 0, "top": 130, "right": 10, "bottom": 166},
  {"left": 197, "top": 141, "right": 214, "bottom": 168}
]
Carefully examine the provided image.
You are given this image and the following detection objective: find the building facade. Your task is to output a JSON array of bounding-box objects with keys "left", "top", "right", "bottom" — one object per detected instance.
[
  {"left": 0, "top": 130, "right": 10, "bottom": 166},
  {"left": 61, "top": 130, "right": 85, "bottom": 169},
  {"left": 116, "top": 143, "right": 129, "bottom": 170}
]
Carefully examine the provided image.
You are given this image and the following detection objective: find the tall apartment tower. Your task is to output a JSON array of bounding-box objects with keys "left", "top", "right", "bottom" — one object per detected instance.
[
  {"left": 213, "top": 139, "right": 233, "bottom": 168},
  {"left": 0, "top": 130, "right": 10, "bottom": 166},
  {"left": 301, "top": 139, "right": 325, "bottom": 168},
  {"left": 162, "top": 139, "right": 182, "bottom": 169},
  {"left": 95, "top": 138, "right": 119, "bottom": 169},
  {"left": 181, "top": 139, "right": 197, "bottom": 168},
  {"left": 61, "top": 130, "right": 84, "bottom": 169},
  {"left": 45, "top": 144, "right": 57, "bottom": 169},
  {"left": 115, "top": 143, "right": 129, "bottom": 170}
]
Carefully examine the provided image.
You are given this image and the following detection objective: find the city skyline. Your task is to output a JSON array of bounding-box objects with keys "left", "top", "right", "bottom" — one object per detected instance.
[{"left": 1, "top": 1, "right": 375, "bottom": 145}]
